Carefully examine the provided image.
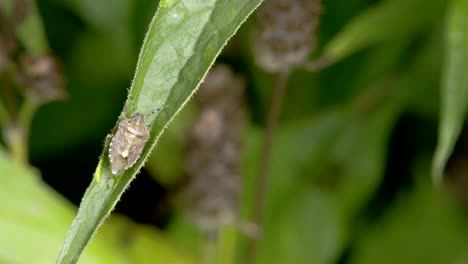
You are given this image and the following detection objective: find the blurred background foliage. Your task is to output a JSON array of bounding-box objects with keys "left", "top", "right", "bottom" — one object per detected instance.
[{"left": 1, "top": 0, "right": 468, "bottom": 263}]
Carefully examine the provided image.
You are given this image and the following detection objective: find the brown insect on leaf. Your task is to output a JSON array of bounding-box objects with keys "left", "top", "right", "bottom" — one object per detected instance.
[{"left": 109, "top": 113, "right": 150, "bottom": 175}]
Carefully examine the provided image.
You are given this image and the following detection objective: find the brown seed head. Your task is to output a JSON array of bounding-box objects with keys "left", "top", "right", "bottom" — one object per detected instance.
[
  {"left": 253, "top": 0, "right": 322, "bottom": 73},
  {"left": 17, "top": 54, "right": 67, "bottom": 104},
  {"left": 184, "top": 64, "right": 247, "bottom": 233}
]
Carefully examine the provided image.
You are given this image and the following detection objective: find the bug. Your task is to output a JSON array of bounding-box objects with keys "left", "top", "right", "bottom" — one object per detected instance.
[{"left": 109, "top": 112, "right": 150, "bottom": 175}]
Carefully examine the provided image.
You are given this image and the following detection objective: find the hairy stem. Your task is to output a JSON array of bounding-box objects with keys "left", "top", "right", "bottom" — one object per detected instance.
[{"left": 246, "top": 71, "right": 290, "bottom": 263}]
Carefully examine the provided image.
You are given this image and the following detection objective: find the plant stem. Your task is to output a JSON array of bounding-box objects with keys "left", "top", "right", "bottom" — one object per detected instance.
[
  {"left": 4, "top": 98, "right": 38, "bottom": 163},
  {"left": 303, "top": 55, "right": 333, "bottom": 72},
  {"left": 218, "top": 226, "right": 236, "bottom": 264},
  {"left": 246, "top": 71, "right": 290, "bottom": 264},
  {"left": 201, "top": 226, "right": 236, "bottom": 264},
  {"left": 202, "top": 234, "right": 217, "bottom": 264}
]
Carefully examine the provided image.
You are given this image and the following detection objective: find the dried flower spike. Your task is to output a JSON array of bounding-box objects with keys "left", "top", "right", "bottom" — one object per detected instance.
[
  {"left": 184, "top": 64, "right": 247, "bottom": 234},
  {"left": 253, "top": 0, "right": 322, "bottom": 73},
  {"left": 17, "top": 54, "right": 67, "bottom": 104},
  {"left": 109, "top": 113, "right": 150, "bottom": 175}
]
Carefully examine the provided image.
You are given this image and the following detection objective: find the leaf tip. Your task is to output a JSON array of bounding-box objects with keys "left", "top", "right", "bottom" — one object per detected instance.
[{"left": 431, "top": 150, "right": 446, "bottom": 188}]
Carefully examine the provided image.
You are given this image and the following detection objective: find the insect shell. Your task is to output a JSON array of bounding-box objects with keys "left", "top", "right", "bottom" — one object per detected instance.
[{"left": 109, "top": 113, "right": 150, "bottom": 175}]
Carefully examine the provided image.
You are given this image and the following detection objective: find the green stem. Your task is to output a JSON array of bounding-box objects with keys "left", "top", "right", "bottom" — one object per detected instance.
[
  {"left": 202, "top": 226, "right": 237, "bottom": 264},
  {"left": 303, "top": 55, "right": 333, "bottom": 72},
  {"left": 246, "top": 71, "right": 290, "bottom": 263},
  {"left": 6, "top": 99, "right": 38, "bottom": 163},
  {"left": 202, "top": 234, "right": 217, "bottom": 264},
  {"left": 18, "top": 98, "right": 38, "bottom": 129},
  {"left": 218, "top": 226, "right": 236, "bottom": 264}
]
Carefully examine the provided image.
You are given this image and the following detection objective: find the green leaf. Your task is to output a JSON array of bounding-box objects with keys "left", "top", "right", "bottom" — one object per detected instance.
[
  {"left": 96, "top": 215, "right": 191, "bottom": 264},
  {"left": 0, "top": 143, "right": 189, "bottom": 264},
  {"left": 349, "top": 163, "right": 468, "bottom": 264},
  {"left": 255, "top": 106, "right": 399, "bottom": 264},
  {"left": 433, "top": 0, "right": 468, "bottom": 185},
  {"left": 336, "top": 32, "right": 443, "bottom": 212},
  {"left": 238, "top": 33, "right": 442, "bottom": 264},
  {"left": 0, "top": 147, "right": 122, "bottom": 264},
  {"left": 145, "top": 103, "right": 195, "bottom": 187},
  {"left": 49, "top": 0, "right": 132, "bottom": 30},
  {"left": 68, "top": 29, "right": 135, "bottom": 82},
  {"left": 238, "top": 107, "right": 391, "bottom": 264},
  {"left": 322, "top": 0, "right": 445, "bottom": 64},
  {"left": 0, "top": 152, "right": 80, "bottom": 264},
  {"left": 349, "top": 39, "right": 411, "bottom": 94},
  {"left": 56, "top": 0, "right": 263, "bottom": 263},
  {"left": 258, "top": 188, "right": 346, "bottom": 264}
]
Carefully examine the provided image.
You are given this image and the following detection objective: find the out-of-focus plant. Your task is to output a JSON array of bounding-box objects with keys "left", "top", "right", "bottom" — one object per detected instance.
[
  {"left": 0, "top": 0, "right": 65, "bottom": 163},
  {"left": 247, "top": 1, "right": 323, "bottom": 262},
  {"left": 181, "top": 64, "right": 252, "bottom": 264},
  {"left": 1, "top": 0, "right": 468, "bottom": 263},
  {"left": 433, "top": 0, "right": 468, "bottom": 185}
]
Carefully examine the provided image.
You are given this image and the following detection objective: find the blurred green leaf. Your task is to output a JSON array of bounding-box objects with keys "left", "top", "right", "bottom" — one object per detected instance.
[
  {"left": 68, "top": 28, "right": 135, "bottom": 83},
  {"left": 336, "top": 31, "right": 443, "bottom": 212},
  {"left": 0, "top": 150, "right": 190, "bottom": 264},
  {"left": 258, "top": 188, "right": 346, "bottom": 264},
  {"left": 239, "top": 107, "right": 392, "bottom": 264},
  {"left": 323, "top": 0, "right": 445, "bottom": 64},
  {"left": 239, "top": 115, "right": 339, "bottom": 263},
  {"left": 145, "top": 103, "right": 195, "bottom": 187},
  {"left": 56, "top": 0, "right": 263, "bottom": 262},
  {"left": 167, "top": 214, "right": 204, "bottom": 260},
  {"left": 0, "top": 149, "right": 121, "bottom": 264},
  {"left": 433, "top": 0, "right": 468, "bottom": 185},
  {"left": 349, "top": 162, "right": 468, "bottom": 264},
  {"left": 239, "top": 32, "right": 443, "bottom": 264},
  {"left": 0, "top": 152, "right": 79, "bottom": 264},
  {"left": 349, "top": 39, "right": 410, "bottom": 94},
  {"left": 97, "top": 216, "right": 191, "bottom": 264},
  {"left": 49, "top": 0, "right": 132, "bottom": 30}
]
